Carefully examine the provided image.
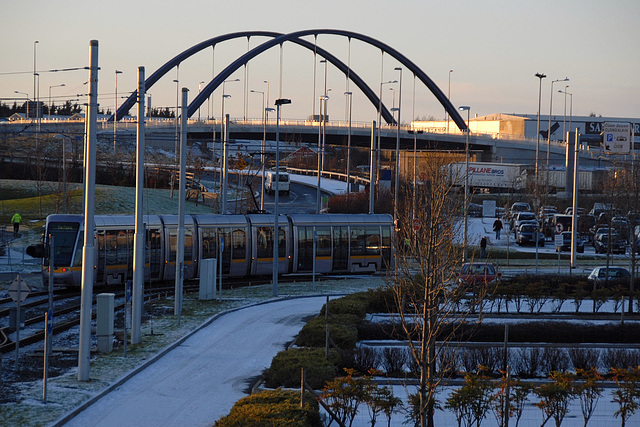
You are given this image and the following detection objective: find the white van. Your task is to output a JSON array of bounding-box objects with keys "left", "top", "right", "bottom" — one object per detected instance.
[{"left": 265, "top": 170, "right": 290, "bottom": 195}]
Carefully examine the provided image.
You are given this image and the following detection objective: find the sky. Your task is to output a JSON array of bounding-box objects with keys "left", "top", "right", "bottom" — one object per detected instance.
[{"left": 1, "top": 0, "right": 639, "bottom": 124}]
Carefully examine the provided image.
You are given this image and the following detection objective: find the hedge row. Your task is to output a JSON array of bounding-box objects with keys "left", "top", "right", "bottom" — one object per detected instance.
[{"left": 214, "top": 388, "right": 322, "bottom": 427}]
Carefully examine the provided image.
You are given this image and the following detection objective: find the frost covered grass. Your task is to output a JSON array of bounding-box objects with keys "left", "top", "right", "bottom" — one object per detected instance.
[{"left": 0, "top": 276, "right": 385, "bottom": 427}]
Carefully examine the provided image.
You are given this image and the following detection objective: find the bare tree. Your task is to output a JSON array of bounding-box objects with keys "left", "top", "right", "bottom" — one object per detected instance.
[{"left": 391, "top": 155, "right": 492, "bottom": 427}]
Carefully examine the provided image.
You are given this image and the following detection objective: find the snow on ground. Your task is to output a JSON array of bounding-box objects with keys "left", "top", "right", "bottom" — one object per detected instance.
[{"left": 58, "top": 296, "right": 329, "bottom": 427}]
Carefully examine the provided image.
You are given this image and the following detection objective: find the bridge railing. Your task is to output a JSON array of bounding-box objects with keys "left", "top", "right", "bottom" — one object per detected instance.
[{"left": 286, "top": 166, "right": 370, "bottom": 186}]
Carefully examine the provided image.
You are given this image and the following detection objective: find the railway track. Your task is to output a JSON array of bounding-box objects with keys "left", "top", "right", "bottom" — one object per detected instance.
[{"left": 0, "top": 274, "right": 333, "bottom": 354}]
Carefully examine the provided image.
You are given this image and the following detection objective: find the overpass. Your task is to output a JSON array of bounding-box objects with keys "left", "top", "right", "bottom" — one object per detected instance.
[{"left": 1, "top": 116, "right": 605, "bottom": 168}]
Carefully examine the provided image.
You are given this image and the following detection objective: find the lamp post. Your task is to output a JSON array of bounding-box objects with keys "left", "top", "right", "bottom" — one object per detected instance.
[
  {"left": 317, "top": 95, "right": 329, "bottom": 213},
  {"left": 534, "top": 72, "right": 546, "bottom": 184},
  {"left": 377, "top": 79, "right": 398, "bottom": 205},
  {"left": 48, "top": 83, "right": 65, "bottom": 121},
  {"left": 33, "top": 40, "right": 39, "bottom": 121},
  {"left": 408, "top": 128, "right": 423, "bottom": 223},
  {"left": 15, "top": 91, "right": 30, "bottom": 117},
  {"left": 459, "top": 106, "right": 471, "bottom": 262},
  {"left": 344, "top": 91, "right": 353, "bottom": 199},
  {"left": 251, "top": 89, "right": 266, "bottom": 211},
  {"left": 221, "top": 78, "right": 240, "bottom": 125},
  {"left": 393, "top": 67, "right": 403, "bottom": 228},
  {"left": 446, "top": 69, "right": 453, "bottom": 134},
  {"left": 114, "top": 70, "right": 122, "bottom": 155},
  {"left": 390, "top": 88, "right": 396, "bottom": 121},
  {"left": 558, "top": 89, "right": 573, "bottom": 140},
  {"left": 547, "top": 77, "right": 569, "bottom": 166},
  {"left": 197, "top": 81, "right": 205, "bottom": 122},
  {"left": 273, "top": 98, "right": 291, "bottom": 297},
  {"left": 561, "top": 85, "right": 570, "bottom": 143},
  {"left": 173, "top": 78, "right": 179, "bottom": 171}
]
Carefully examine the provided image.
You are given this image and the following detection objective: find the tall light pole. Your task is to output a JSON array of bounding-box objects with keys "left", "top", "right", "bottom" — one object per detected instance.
[
  {"left": 48, "top": 83, "right": 65, "bottom": 120},
  {"left": 251, "top": 89, "right": 266, "bottom": 211},
  {"left": 173, "top": 78, "right": 179, "bottom": 171},
  {"left": 33, "top": 40, "right": 39, "bottom": 120},
  {"left": 390, "top": 88, "right": 396, "bottom": 121},
  {"left": 559, "top": 89, "right": 573, "bottom": 140},
  {"left": 534, "top": 72, "right": 546, "bottom": 184},
  {"left": 393, "top": 67, "right": 403, "bottom": 228},
  {"left": 561, "top": 85, "right": 570, "bottom": 143},
  {"left": 197, "top": 81, "right": 205, "bottom": 122},
  {"left": 344, "top": 91, "right": 353, "bottom": 199},
  {"left": 377, "top": 79, "right": 398, "bottom": 203},
  {"left": 317, "top": 95, "right": 329, "bottom": 213},
  {"left": 547, "top": 77, "right": 569, "bottom": 166},
  {"left": 459, "top": 106, "right": 471, "bottom": 262},
  {"left": 114, "top": 70, "right": 122, "bottom": 155},
  {"left": 273, "top": 98, "right": 291, "bottom": 297},
  {"left": 446, "top": 69, "right": 453, "bottom": 133}
]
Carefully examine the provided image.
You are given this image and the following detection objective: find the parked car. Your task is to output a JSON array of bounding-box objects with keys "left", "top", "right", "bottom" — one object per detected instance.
[
  {"left": 509, "top": 202, "right": 532, "bottom": 216},
  {"left": 457, "top": 262, "right": 501, "bottom": 287},
  {"left": 511, "top": 212, "right": 538, "bottom": 233},
  {"left": 555, "top": 231, "right": 584, "bottom": 253},
  {"left": 468, "top": 203, "right": 483, "bottom": 218},
  {"left": 593, "top": 231, "right": 626, "bottom": 254},
  {"left": 515, "top": 223, "right": 545, "bottom": 246},
  {"left": 588, "top": 266, "right": 630, "bottom": 286}
]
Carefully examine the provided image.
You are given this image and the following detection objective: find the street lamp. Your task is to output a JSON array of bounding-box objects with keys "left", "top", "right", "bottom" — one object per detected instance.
[
  {"left": 459, "top": 105, "right": 471, "bottom": 262},
  {"left": 534, "top": 72, "right": 547, "bottom": 183},
  {"left": 344, "top": 91, "right": 353, "bottom": 199},
  {"left": 221, "top": 78, "right": 240, "bottom": 127},
  {"left": 317, "top": 95, "right": 329, "bottom": 213},
  {"left": 273, "top": 98, "right": 291, "bottom": 297},
  {"left": 558, "top": 89, "right": 573, "bottom": 142},
  {"left": 251, "top": 89, "right": 266, "bottom": 211},
  {"left": 547, "top": 77, "right": 569, "bottom": 165},
  {"left": 407, "top": 128, "right": 423, "bottom": 223},
  {"left": 197, "top": 81, "right": 205, "bottom": 122},
  {"left": 114, "top": 70, "right": 122, "bottom": 155},
  {"left": 376, "top": 79, "right": 398, "bottom": 208},
  {"left": 15, "top": 91, "right": 30, "bottom": 117},
  {"left": 48, "top": 83, "right": 65, "bottom": 120},
  {"left": 173, "top": 78, "right": 179, "bottom": 170},
  {"left": 393, "top": 67, "right": 403, "bottom": 228},
  {"left": 446, "top": 69, "right": 453, "bottom": 134},
  {"left": 389, "top": 87, "right": 396, "bottom": 121},
  {"left": 561, "top": 85, "right": 570, "bottom": 143},
  {"left": 33, "top": 40, "right": 39, "bottom": 121}
]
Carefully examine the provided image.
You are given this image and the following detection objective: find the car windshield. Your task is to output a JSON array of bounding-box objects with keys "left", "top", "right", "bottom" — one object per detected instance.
[{"left": 462, "top": 264, "right": 495, "bottom": 275}]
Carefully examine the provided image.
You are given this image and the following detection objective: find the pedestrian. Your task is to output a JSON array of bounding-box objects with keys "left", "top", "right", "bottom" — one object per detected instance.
[
  {"left": 11, "top": 212, "right": 22, "bottom": 237},
  {"left": 493, "top": 216, "right": 503, "bottom": 240},
  {"left": 480, "top": 236, "right": 487, "bottom": 259}
]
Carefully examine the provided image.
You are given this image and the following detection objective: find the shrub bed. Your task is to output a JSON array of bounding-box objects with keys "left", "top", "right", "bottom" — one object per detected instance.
[
  {"left": 263, "top": 347, "right": 340, "bottom": 389},
  {"left": 214, "top": 388, "right": 322, "bottom": 427}
]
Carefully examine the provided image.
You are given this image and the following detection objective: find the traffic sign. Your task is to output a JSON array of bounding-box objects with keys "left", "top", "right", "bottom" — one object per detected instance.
[
  {"left": 555, "top": 223, "right": 564, "bottom": 234},
  {"left": 413, "top": 219, "right": 421, "bottom": 231},
  {"left": 8, "top": 277, "right": 30, "bottom": 302}
]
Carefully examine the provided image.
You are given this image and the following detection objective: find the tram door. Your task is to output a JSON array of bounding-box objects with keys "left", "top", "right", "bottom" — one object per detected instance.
[{"left": 332, "top": 226, "right": 348, "bottom": 271}]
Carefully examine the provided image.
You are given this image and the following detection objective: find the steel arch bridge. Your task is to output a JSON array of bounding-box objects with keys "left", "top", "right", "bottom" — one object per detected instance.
[{"left": 113, "top": 29, "right": 467, "bottom": 131}]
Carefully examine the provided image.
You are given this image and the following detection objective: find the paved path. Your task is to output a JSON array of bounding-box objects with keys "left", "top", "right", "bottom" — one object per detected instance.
[{"left": 62, "top": 296, "right": 326, "bottom": 427}]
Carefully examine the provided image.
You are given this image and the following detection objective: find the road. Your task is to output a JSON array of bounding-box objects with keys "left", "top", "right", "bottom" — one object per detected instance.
[{"left": 61, "top": 296, "right": 327, "bottom": 427}]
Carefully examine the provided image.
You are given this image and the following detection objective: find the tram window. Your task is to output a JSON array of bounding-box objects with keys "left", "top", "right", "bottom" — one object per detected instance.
[
  {"left": 297, "top": 227, "right": 313, "bottom": 270},
  {"left": 46, "top": 222, "right": 80, "bottom": 267},
  {"left": 169, "top": 229, "right": 177, "bottom": 260},
  {"left": 278, "top": 228, "right": 286, "bottom": 258},
  {"left": 316, "top": 227, "right": 331, "bottom": 257},
  {"left": 232, "top": 229, "right": 246, "bottom": 260},
  {"left": 201, "top": 228, "right": 217, "bottom": 259},
  {"left": 365, "top": 226, "right": 381, "bottom": 255},
  {"left": 184, "top": 228, "right": 193, "bottom": 260},
  {"left": 256, "top": 227, "right": 272, "bottom": 258},
  {"left": 381, "top": 226, "right": 391, "bottom": 264},
  {"left": 106, "top": 230, "right": 119, "bottom": 266},
  {"left": 350, "top": 226, "right": 365, "bottom": 256}
]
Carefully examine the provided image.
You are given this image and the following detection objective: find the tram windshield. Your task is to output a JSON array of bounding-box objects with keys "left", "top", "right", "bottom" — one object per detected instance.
[{"left": 45, "top": 222, "right": 80, "bottom": 267}]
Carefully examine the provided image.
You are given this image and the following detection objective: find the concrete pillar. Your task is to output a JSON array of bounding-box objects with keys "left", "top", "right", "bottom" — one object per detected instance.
[{"left": 96, "top": 293, "right": 114, "bottom": 353}]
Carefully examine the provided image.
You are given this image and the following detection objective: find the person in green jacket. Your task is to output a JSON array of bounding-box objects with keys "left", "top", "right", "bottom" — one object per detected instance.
[{"left": 11, "top": 213, "right": 22, "bottom": 236}]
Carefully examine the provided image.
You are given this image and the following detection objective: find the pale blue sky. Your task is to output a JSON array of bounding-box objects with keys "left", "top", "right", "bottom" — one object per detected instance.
[{"left": 2, "top": 0, "right": 639, "bottom": 123}]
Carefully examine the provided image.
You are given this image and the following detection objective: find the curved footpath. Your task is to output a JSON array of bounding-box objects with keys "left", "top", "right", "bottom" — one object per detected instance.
[{"left": 55, "top": 296, "right": 327, "bottom": 427}]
